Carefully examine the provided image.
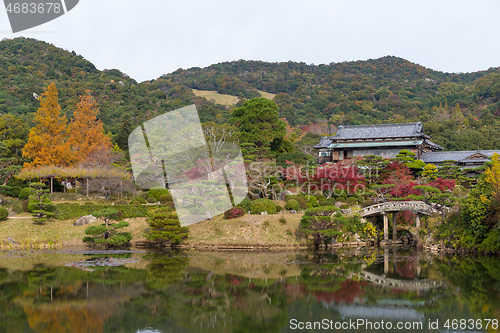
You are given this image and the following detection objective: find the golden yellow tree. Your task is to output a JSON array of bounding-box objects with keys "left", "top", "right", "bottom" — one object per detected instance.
[
  {"left": 68, "top": 90, "right": 112, "bottom": 165},
  {"left": 485, "top": 152, "right": 500, "bottom": 196},
  {"left": 23, "top": 83, "right": 74, "bottom": 168}
]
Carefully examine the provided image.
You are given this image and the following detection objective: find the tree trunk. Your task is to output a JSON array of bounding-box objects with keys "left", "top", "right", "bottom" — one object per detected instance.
[{"left": 50, "top": 177, "right": 53, "bottom": 194}]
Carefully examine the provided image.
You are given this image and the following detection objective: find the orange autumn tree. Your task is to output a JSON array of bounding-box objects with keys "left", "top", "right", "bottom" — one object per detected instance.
[
  {"left": 23, "top": 83, "right": 74, "bottom": 168},
  {"left": 68, "top": 90, "right": 112, "bottom": 165}
]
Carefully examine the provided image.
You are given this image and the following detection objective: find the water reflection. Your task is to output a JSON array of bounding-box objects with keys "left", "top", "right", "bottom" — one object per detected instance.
[{"left": 0, "top": 248, "right": 498, "bottom": 332}]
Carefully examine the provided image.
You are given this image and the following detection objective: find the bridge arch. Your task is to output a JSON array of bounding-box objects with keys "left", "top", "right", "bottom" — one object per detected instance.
[{"left": 359, "top": 201, "right": 439, "bottom": 244}]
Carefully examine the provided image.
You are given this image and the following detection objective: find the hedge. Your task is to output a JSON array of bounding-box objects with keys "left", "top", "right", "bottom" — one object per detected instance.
[
  {"left": 0, "top": 207, "right": 8, "bottom": 221},
  {"left": 54, "top": 203, "right": 156, "bottom": 220}
]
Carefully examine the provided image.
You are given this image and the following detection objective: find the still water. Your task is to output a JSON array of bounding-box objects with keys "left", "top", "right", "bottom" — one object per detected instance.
[{"left": 0, "top": 247, "right": 499, "bottom": 333}]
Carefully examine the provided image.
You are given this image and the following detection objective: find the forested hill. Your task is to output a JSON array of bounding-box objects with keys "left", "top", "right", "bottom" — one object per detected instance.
[
  {"left": 2, "top": 37, "right": 500, "bottom": 151},
  {"left": 162, "top": 58, "right": 499, "bottom": 125}
]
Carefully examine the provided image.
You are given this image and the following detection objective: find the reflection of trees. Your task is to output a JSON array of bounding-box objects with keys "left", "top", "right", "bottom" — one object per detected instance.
[
  {"left": 432, "top": 255, "right": 500, "bottom": 320},
  {"left": 144, "top": 250, "right": 189, "bottom": 289},
  {"left": 298, "top": 252, "right": 361, "bottom": 292},
  {"left": 0, "top": 280, "right": 27, "bottom": 333}
]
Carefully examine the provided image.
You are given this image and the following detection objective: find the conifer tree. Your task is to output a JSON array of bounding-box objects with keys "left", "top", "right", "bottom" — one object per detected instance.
[
  {"left": 145, "top": 207, "right": 188, "bottom": 245},
  {"left": 23, "top": 83, "right": 73, "bottom": 168},
  {"left": 68, "top": 90, "right": 112, "bottom": 164}
]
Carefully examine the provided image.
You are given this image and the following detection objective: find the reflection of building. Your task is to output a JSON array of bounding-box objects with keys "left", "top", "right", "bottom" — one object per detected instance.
[
  {"left": 326, "top": 304, "right": 425, "bottom": 322},
  {"left": 314, "top": 122, "right": 442, "bottom": 164}
]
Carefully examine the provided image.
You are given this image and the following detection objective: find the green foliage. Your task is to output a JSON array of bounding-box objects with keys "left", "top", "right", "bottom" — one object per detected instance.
[
  {"left": 145, "top": 207, "right": 188, "bottom": 244},
  {"left": 148, "top": 186, "right": 170, "bottom": 201},
  {"left": 54, "top": 203, "right": 153, "bottom": 220},
  {"left": 279, "top": 217, "right": 287, "bottom": 224},
  {"left": 305, "top": 195, "right": 319, "bottom": 207},
  {"left": 286, "top": 195, "right": 307, "bottom": 209},
  {"left": 159, "top": 194, "right": 173, "bottom": 204},
  {"left": 286, "top": 199, "right": 300, "bottom": 211},
  {"left": 229, "top": 98, "right": 286, "bottom": 148},
  {"left": 28, "top": 183, "right": 54, "bottom": 224},
  {"left": 0, "top": 206, "right": 8, "bottom": 221},
  {"left": 346, "top": 197, "right": 357, "bottom": 206},
  {"left": 275, "top": 204, "right": 282, "bottom": 212},
  {"left": 275, "top": 152, "right": 315, "bottom": 167},
  {"left": 250, "top": 198, "right": 276, "bottom": 214},
  {"left": 130, "top": 197, "right": 146, "bottom": 205},
  {"left": 146, "top": 196, "right": 157, "bottom": 203},
  {"left": 18, "top": 187, "right": 35, "bottom": 200},
  {"left": 83, "top": 220, "right": 131, "bottom": 247},
  {"left": 237, "top": 197, "right": 251, "bottom": 211}
]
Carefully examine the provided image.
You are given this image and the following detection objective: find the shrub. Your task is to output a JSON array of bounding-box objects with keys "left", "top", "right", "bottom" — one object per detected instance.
[
  {"left": 22, "top": 199, "right": 30, "bottom": 212},
  {"left": 114, "top": 200, "right": 128, "bottom": 205},
  {"left": 159, "top": 194, "right": 172, "bottom": 204},
  {"left": 286, "top": 199, "right": 300, "bottom": 211},
  {"left": 11, "top": 199, "right": 22, "bottom": 214},
  {"left": 316, "top": 193, "right": 325, "bottom": 201},
  {"left": 295, "top": 196, "right": 307, "bottom": 209},
  {"left": 346, "top": 197, "right": 357, "bottom": 206},
  {"left": 362, "top": 199, "right": 375, "bottom": 208},
  {"left": 224, "top": 206, "right": 246, "bottom": 219},
  {"left": 130, "top": 197, "right": 146, "bottom": 205},
  {"left": 279, "top": 217, "right": 287, "bottom": 224},
  {"left": 146, "top": 196, "right": 158, "bottom": 203},
  {"left": 306, "top": 203, "right": 313, "bottom": 209},
  {"left": 340, "top": 203, "right": 349, "bottom": 209},
  {"left": 320, "top": 201, "right": 331, "bottom": 206},
  {"left": 275, "top": 204, "right": 282, "bottom": 212},
  {"left": 237, "top": 197, "right": 251, "bottom": 212},
  {"left": 250, "top": 198, "right": 276, "bottom": 214},
  {"left": 0, "top": 207, "right": 8, "bottom": 221},
  {"left": 305, "top": 195, "right": 319, "bottom": 207},
  {"left": 18, "top": 187, "right": 35, "bottom": 200},
  {"left": 148, "top": 187, "right": 170, "bottom": 201}
]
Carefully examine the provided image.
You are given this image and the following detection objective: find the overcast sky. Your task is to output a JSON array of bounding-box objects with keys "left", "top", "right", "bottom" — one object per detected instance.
[{"left": 1, "top": 0, "right": 499, "bottom": 83}]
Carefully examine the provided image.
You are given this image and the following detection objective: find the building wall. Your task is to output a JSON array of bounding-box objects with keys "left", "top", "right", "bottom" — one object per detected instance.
[{"left": 350, "top": 148, "right": 409, "bottom": 159}]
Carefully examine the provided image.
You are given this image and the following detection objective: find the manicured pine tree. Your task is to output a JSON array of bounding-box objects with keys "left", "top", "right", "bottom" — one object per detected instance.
[
  {"left": 28, "top": 182, "right": 54, "bottom": 224},
  {"left": 145, "top": 207, "right": 188, "bottom": 245}
]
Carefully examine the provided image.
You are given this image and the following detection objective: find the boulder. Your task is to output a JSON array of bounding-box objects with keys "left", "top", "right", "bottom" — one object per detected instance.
[{"left": 73, "top": 215, "right": 97, "bottom": 226}]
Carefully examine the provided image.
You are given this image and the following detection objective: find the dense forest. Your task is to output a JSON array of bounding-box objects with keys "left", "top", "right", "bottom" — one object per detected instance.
[{"left": 1, "top": 37, "right": 500, "bottom": 154}]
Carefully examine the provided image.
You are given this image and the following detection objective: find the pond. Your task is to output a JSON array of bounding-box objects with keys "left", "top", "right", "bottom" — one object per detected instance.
[{"left": 0, "top": 247, "right": 499, "bottom": 333}]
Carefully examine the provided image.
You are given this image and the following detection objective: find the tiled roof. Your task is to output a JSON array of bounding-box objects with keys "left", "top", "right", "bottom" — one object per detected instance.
[
  {"left": 333, "top": 122, "right": 425, "bottom": 140},
  {"left": 423, "top": 139, "right": 443, "bottom": 151},
  {"left": 421, "top": 150, "right": 500, "bottom": 163},
  {"left": 313, "top": 137, "right": 334, "bottom": 148}
]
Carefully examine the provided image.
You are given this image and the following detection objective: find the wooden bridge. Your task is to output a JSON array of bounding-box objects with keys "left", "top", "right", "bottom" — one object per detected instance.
[{"left": 359, "top": 201, "right": 439, "bottom": 244}]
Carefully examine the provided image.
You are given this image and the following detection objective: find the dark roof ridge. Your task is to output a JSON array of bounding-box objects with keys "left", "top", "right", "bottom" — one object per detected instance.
[{"left": 338, "top": 122, "right": 420, "bottom": 128}]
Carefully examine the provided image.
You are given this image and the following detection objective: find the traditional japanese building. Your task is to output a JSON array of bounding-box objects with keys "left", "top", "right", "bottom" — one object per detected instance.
[{"left": 314, "top": 122, "right": 443, "bottom": 164}]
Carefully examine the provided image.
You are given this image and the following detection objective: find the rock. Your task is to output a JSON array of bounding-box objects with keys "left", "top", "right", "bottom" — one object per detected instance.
[
  {"left": 354, "top": 233, "right": 360, "bottom": 241},
  {"left": 6, "top": 237, "right": 17, "bottom": 245},
  {"left": 73, "top": 215, "right": 97, "bottom": 226}
]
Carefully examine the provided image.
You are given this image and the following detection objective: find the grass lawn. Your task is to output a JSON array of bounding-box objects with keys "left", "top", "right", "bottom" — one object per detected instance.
[
  {"left": 192, "top": 89, "right": 240, "bottom": 105},
  {"left": 187, "top": 212, "right": 305, "bottom": 247},
  {"left": 0, "top": 211, "right": 305, "bottom": 249}
]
